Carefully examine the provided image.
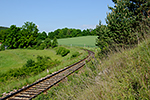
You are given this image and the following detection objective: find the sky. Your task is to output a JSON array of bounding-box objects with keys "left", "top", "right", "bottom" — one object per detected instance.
[{"left": 0, "top": 0, "right": 114, "bottom": 33}]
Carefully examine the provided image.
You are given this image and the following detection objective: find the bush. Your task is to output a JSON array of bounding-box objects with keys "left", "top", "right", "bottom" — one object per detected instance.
[
  {"left": 37, "top": 42, "right": 46, "bottom": 50},
  {"left": 44, "top": 38, "right": 51, "bottom": 48},
  {"left": 0, "top": 44, "right": 5, "bottom": 51},
  {"left": 71, "top": 51, "right": 80, "bottom": 58},
  {"left": 56, "top": 47, "right": 70, "bottom": 57},
  {"left": 51, "top": 37, "right": 58, "bottom": 48},
  {"left": 25, "top": 59, "right": 35, "bottom": 68},
  {"left": 27, "top": 46, "right": 33, "bottom": 49},
  {"left": 0, "top": 55, "right": 60, "bottom": 83}
]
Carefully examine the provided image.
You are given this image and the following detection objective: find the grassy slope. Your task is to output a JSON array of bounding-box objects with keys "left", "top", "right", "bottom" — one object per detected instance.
[
  {"left": 35, "top": 39, "right": 150, "bottom": 100},
  {"left": 0, "top": 47, "right": 88, "bottom": 95},
  {"left": 58, "top": 36, "right": 98, "bottom": 47},
  {"left": 0, "top": 49, "right": 62, "bottom": 74},
  {"left": 77, "top": 39, "right": 150, "bottom": 99}
]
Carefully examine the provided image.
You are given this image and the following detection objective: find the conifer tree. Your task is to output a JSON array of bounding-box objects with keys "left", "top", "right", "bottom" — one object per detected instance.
[
  {"left": 96, "top": 21, "right": 112, "bottom": 54},
  {"left": 96, "top": 0, "right": 150, "bottom": 56},
  {"left": 112, "top": 0, "right": 150, "bottom": 41},
  {"left": 106, "top": 0, "right": 137, "bottom": 46}
]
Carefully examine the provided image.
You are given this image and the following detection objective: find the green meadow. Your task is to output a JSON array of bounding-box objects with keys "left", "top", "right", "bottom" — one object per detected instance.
[
  {"left": 58, "top": 36, "right": 98, "bottom": 47},
  {"left": 0, "top": 47, "right": 88, "bottom": 95},
  {"left": 0, "top": 49, "right": 62, "bottom": 74}
]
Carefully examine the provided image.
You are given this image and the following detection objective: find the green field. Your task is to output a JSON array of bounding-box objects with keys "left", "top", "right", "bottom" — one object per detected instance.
[
  {"left": 0, "top": 47, "right": 88, "bottom": 95},
  {"left": 0, "top": 26, "right": 8, "bottom": 31},
  {"left": 58, "top": 36, "right": 98, "bottom": 47},
  {"left": 0, "top": 49, "right": 63, "bottom": 74}
]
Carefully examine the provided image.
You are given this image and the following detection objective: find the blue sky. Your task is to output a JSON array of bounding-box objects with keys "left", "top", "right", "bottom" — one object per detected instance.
[{"left": 0, "top": 0, "right": 114, "bottom": 32}]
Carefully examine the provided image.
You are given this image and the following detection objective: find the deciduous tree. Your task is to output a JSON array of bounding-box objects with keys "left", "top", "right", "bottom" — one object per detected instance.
[
  {"left": 19, "top": 22, "right": 39, "bottom": 48},
  {"left": 51, "top": 37, "right": 58, "bottom": 48},
  {"left": 44, "top": 38, "right": 51, "bottom": 48}
]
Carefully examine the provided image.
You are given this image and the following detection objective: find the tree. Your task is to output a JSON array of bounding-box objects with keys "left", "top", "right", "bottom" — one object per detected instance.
[
  {"left": 58, "top": 30, "right": 64, "bottom": 38},
  {"left": 86, "top": 29, "right": 91, "bottom": 35},
  {"left": 2, "top": 25, "right": 21, "bottom": 49},
  {"left": 106, "top": 0, "right": 137, "bottom": 45},
  {"left": 96, "top": 21, "right": 112, "bottom": 54},
  {"left": 48, "top": 31, "right": 55, "bottom": 39},
  {"left": 112, "top": 0, "right": 150, "bottom": 40},
  {"left": 37, "top": 31, "right": 47, "bottom": 40},
  {"left": 96, "top": 0, "right": 137, "bottom": 50},
  {"left": 36, "top": 39, "right": 42, "bottom": 47},
  {"left": 39, "top": 42, "right": 47, "bottom": 50},
  {"left": 0, "top": 29, "right": 8, "bottom": 43},
  {"left": 91, "top": 29, "right": 97, "bottom": 35},
  {"left": 53, "top": 29, "right": 60, "bottom": 39},
  {"left": 19, "top": 22, "right": 39, "bottom": 48},
  {"left": 44, "top": 38, "right": 51, "bottom": 48},
  {"left": 96, "top": 0, "right": 150, "bottom": 57},
  {"left": 66, "top": 29, "right": 71, "bottom": 37},
  {"left": 112, "top": 0, "right": 150, "bottom": 17},
  {"left": 76, "top": 29, "right": 82, "bottom": 36},
  {"left": 51, "top": 37, "right": 58, "bottom": 48},
  {"left": 48, "top": 28, "right": 95, "bottom": 39}
]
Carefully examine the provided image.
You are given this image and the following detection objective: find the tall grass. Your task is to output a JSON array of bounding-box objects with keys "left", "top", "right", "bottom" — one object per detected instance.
[{"left": 35, "top": 39, "right": 150, "bottom": 100}]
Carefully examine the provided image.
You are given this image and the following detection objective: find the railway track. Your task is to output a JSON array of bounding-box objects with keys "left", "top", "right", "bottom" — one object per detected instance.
[{"left": 0, "top": 50, "right": 94, "bottom": 100}]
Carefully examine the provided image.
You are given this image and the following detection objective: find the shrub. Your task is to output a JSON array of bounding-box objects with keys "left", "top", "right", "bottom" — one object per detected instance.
[
  {"left": 71, "top": 51, "right": 80, "bottom": 58},
  {"left": 0, "top": 44, "right": 5, "bottom": 51},
  {"left": 0, "top": 55, "right": 60, "bottom": 83},
  {"left": 37, "top": 42, "right": 46, "bottom": 50},
  {"left": 27, "top": 46, "right": 33, "bottom": 49},
  {"left": 44, "top": 38, "right": 51, "bottom": 48},
  {"left": 56, "top": 47, "right": 70, "bottom": 57},
  {"left": 25, "top": 59, "right": 35, "bottom": 68},
  {"left": 51, "top": 37, "right": 58, "bottom": 48}
]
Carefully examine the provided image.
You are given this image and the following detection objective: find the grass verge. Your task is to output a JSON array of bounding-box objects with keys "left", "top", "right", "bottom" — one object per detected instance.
[{"left": 35, "top": 39, "right": 150, "bottom": 100}]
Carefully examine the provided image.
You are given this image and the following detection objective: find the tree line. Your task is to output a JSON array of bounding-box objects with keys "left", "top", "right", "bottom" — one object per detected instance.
[
  {"left": 48, "top": 28, "right": 96, "bottom": 39},
  {"left": 0, "top": 22, "right": 59, "bottom": 50},
  {"left": 0, "top": 22, "right": 96, "bottom": 50},
  {"left": 96, "top": 0, "right": 150, "bottom": 57},
  {"left": 37, "top": 28, "right": 97, "bottom": 40}
]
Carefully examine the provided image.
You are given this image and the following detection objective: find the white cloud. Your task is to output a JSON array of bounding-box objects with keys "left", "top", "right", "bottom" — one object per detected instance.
[{"left": 80, "top": 24, "right": 96, "bottom": 30}]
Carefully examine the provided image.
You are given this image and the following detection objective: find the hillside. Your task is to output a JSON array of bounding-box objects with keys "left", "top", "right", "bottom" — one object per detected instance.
[
  {"left": 35, "top": 39, "right": 150, "bottom": 99},
  {"left": 58, "top": 36, "right": 98, "bottom": 47}
]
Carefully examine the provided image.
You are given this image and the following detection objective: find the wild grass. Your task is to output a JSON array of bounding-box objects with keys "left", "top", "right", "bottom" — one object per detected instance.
[
  {"left": 35, "top": 39, "right": 150, "bottom": 100},
  {"left": 0, "top": 47, "right": 88, "bottom": 96},
  {"left": 58, "top": 36, "right": 98, "bottom": 47}
]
